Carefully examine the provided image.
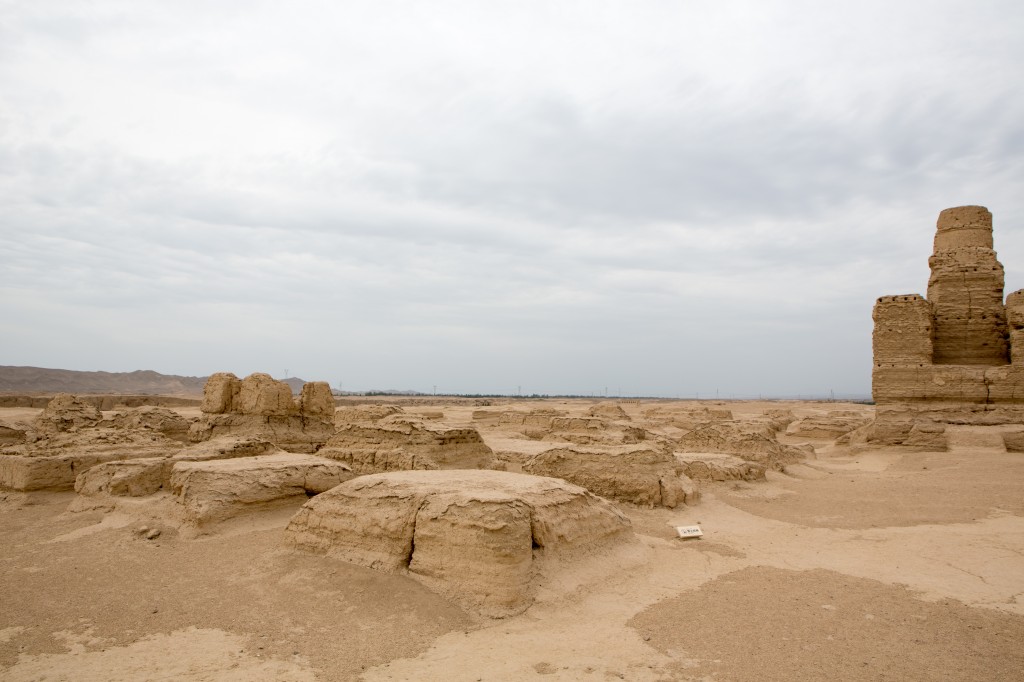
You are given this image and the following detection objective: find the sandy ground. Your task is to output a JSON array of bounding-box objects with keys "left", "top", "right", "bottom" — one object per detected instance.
[{"left": 2, "top": 400, "right": 1024, "bottom": 681}]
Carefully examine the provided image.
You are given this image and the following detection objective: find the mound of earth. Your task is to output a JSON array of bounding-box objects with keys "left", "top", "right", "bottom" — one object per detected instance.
[
  {"left": 522, "top": 445, "right": 696, "bottom": 508},
  {"left": 285, "top": 470, "right": 633, "bottom": 617}
]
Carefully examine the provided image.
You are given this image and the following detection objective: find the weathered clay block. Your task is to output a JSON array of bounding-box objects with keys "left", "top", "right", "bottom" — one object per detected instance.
[
  {"left": 285, "top": 470, "right": 633, "bottom": 617},
  {"left": 0, "top": 419, "right": 30, "bottom": 446},
  {"left": 522, "top": 445, "right": 693, "bottom": 508},
  {"left": 675, "top": 453, "right": 767, "bottom": 482},
  {"left": 75, "top": 457, "right": 170, "bottom": 497},
  {"left": 298, "top": 382, "right": 335, "bottom": 420},
  {"left": 171, "top": 453, "right": 353, "bottom": 526},
  {"left": 73, "top": 436, "right": 280, "bottom": 498},
  {"left": 188, "top": 414, "right": 334, "bottom": 453},
  {"left": 0, "top": 431, "right": 184, "bottom": 491},
  {"left": 317, "top": 416, "right": 494, "bottom": 473},
  {"left": 236, "top": 373, "right": 296, "bottom": 416},
  {"left": 200, "top": 372, "right": 241, "bottom": 414}
]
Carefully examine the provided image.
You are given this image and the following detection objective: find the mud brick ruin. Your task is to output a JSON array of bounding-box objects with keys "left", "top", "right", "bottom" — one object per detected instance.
[{"left": 871, "top": 206, "right": 1024, "bottom": 447}]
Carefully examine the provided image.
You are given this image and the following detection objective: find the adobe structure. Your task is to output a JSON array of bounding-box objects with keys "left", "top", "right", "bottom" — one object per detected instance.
[{"left": 871, "top": 206, "right": 1024, "bottom": 447}]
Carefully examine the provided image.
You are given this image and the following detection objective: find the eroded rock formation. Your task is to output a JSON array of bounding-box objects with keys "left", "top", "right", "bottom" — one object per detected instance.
[
  {"left": 285, "top": 470, "right": 633, "bottom": 617},
  {"left": 871, "top": 206, "right": 1024, "bottom": 447}
]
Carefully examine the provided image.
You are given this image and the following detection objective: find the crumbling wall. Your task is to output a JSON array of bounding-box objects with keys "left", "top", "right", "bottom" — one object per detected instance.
[
  {"left": 190, "top": 373, "right": 336, "bottom": 453},
  {"left": 872, "top": 295, "right": 934, "bottom": 366},
  {"left": 200, "top": 373, "right": 241, "bottom": 414}
]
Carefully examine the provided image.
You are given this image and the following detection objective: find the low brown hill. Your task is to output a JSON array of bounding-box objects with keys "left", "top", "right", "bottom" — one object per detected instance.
[
  {"left": 0, "top": 366, "right": 208, "bottom": 395},
  {"left": 0, "top": 366, "right": 314, "bottom": 396}
]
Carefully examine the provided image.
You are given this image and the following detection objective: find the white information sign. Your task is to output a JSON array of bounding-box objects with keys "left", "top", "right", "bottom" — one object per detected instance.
[{"left": 675, "top": 525, "right": 704, "bottom": 539}]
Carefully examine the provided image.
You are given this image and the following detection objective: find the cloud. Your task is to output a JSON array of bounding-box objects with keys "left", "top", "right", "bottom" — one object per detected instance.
[{"left": 1, "top": 0, "right": 1023, "bottom": 396}]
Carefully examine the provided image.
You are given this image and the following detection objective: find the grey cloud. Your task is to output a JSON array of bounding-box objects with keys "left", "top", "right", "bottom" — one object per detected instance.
[{"left": 2, "top": 1, "right": 1023, "bottom": 396}]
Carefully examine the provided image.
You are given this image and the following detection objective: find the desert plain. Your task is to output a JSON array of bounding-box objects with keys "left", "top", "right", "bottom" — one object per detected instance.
[{"left": 2, "top": 393, "right": 1024, "bottom": 682}]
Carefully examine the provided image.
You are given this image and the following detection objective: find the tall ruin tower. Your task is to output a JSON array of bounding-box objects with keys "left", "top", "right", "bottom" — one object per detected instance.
[
  {"left": 870, "top": 206, "right": 1024, "bottom": 448},
  {"left": 927, "top": 206, "right": 1009, "bottom": 365},
  {"left": 872, "top": 205, "right": 1018, "bottom": 394}
]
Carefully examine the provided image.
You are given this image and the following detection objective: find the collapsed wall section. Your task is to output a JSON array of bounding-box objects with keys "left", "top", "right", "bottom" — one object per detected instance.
[{"left": 191, "top": 373, "right": 336, "bottom": 453}]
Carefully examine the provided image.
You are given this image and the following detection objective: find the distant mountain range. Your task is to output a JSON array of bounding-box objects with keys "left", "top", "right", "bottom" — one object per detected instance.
[{"left": 0, "top": 366, "right": 308, "bottom": 395}]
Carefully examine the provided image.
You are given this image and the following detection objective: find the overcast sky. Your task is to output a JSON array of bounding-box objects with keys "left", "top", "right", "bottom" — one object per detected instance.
[{"left": 2, "top": 1, "right": 1023, "bottom": 398}]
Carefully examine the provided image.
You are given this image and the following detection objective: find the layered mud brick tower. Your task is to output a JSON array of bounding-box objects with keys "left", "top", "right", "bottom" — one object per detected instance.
[{"left": 871, "top": 207, "right": 1024, "bottom": 447}]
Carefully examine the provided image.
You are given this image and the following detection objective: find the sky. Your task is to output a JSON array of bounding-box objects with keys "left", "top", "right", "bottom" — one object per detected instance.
[{"left": 2, "top": 1, "right": 1023, "bottom": 398}]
